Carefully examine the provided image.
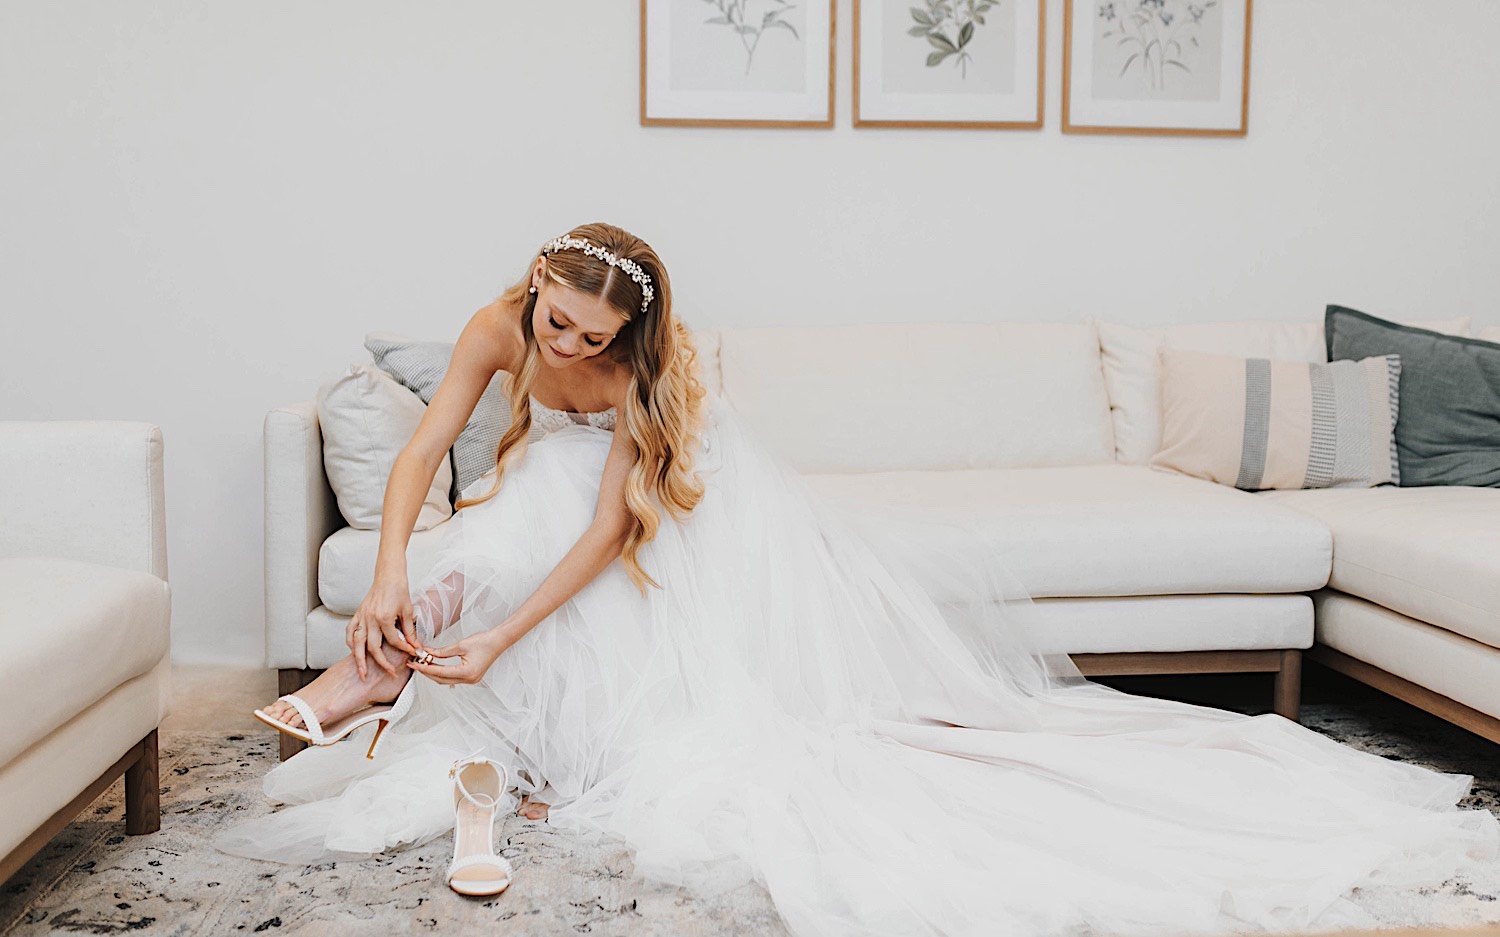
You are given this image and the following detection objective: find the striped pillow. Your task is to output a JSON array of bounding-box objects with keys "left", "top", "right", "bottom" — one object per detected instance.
[
  {"left": 1151, "top": 349, "right": 1402, "bottom": 490},
  {"left": 364, "top": 332, "right": 536, "bottom": 502}
]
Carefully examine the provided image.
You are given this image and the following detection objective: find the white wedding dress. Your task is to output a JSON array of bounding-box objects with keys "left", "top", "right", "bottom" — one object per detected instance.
[{"left": 218, "top": 391, "right": 1500, "bottom": 936}]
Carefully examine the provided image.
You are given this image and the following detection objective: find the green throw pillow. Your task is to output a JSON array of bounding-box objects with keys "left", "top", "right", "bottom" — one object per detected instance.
[{"left": 1325, "top": 306, "right": 1500, "bottom": 487}]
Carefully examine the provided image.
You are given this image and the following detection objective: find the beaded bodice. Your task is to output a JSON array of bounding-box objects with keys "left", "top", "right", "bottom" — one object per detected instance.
[{"left": 529, "top": 395, "right": 618, "bottom": 434}]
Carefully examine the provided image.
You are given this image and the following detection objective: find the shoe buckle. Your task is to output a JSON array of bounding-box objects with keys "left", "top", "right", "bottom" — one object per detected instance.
[{"left": 449, "top": 748, "right": 487, "bottom": 779}]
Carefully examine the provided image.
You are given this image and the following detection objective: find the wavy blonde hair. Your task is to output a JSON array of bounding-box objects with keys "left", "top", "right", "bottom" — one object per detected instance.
[{"left": 455, "top": 222, "right": 708, "bottom": 592}]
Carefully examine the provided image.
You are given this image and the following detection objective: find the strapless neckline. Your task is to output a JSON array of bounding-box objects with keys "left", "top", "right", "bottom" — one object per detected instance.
[
  {"left": 529, "top": 394, "right": 615, "bottom": 417},
  {"left": 529, "top": 395, "right": 617, "bottom": 433}
]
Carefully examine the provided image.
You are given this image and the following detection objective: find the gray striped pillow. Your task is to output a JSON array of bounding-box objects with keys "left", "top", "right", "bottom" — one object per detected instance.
[
  {"left": 364, "top": 332, "right": 530, "bottom": 502},
  {"left": 1151, "top": 349, "right": 1402, "bottom": 490}
]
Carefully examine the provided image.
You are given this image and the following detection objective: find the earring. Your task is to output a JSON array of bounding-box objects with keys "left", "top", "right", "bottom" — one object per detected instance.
[{"left": 528, "top": 286, "right": 537, "bottom": 295}]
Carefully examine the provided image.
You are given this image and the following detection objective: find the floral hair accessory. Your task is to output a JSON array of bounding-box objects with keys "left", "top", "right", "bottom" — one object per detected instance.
[{"left": 540, "top": 236, "right": 654, "bottom": 316}]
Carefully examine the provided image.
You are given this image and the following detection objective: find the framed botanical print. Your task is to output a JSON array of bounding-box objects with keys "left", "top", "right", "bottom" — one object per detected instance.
[
  {"left": 640, "top": 0, "right": 836, "bottom": 128},
  {"left": 853, "top": 0, "right": 1044, "bottom": 128},
  {"left": 1062, "top": 0, "right": 1252, "bottom": 136}
]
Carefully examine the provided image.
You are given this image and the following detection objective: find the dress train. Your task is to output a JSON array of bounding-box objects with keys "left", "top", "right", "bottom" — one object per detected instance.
[{"left": 217, "top": 393, "right": 1500, "bottom": 936}]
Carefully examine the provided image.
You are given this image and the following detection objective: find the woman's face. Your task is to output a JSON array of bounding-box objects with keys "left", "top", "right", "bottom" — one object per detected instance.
[{"left": 531, "top": 261, "right": 626, "bottom": 369}]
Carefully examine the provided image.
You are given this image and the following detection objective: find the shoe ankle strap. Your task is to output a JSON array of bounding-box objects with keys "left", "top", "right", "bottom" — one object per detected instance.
[{"left": 450, "top": 753, "right": 507, "bottom": 807}]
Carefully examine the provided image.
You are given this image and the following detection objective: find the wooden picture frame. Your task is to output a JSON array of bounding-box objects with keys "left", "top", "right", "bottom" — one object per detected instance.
[
  {"left": 853, "top": 0, "right": 1044, "bottom": 129},
  {"left": 640, "top": 0, "right": 836, "bottom": 128},
  {"left": 1062, "top": 0, "right": 1252, "bottom": 136}
]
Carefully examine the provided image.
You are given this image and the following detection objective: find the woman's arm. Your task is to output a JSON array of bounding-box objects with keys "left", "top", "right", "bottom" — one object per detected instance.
[
  {"left": 353, "top": 302, "right": 519, "bottom": 677},
  {"left": 409, "top": 418, "right": 639, "bottom": 685}
]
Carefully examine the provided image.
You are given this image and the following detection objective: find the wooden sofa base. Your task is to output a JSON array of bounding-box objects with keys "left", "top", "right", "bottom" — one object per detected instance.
[
  {"left": 1307, "top": 644, "right": 1500, "bottom": 745},
  {"left": 0, "top": 728, "right": 159, "bottom": 883},
  {"left": 277, "top": 668, "right": 321, "bottom": 761},
  {"left": 276, "top": 650, "right": 1302, "bottom": 762},
  {"left": 1070, "top": 649, "right": 1302, "bottom": 722}
]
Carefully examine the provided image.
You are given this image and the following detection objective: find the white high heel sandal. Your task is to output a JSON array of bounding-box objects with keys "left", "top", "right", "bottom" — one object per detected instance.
[
  {"left": 253, "top": 663, "right": 420, "bottom": 759},
  {"left": 448, "top": 755, "right": 515, "bottom": 897}
]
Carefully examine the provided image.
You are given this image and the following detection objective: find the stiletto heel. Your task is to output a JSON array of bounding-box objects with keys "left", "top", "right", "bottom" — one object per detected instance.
[
  {"left": 447, "top": 755, "right": 514, "bottom": 897},
  {"left": 254, "top": 666, "right": 418, "bottom": 756},
  {"left": 366, "top": 719, "right": 392, "bottom": 759}
]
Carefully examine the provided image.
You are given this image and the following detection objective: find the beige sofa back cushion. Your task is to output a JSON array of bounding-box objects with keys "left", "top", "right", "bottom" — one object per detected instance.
[
  {"left": 717, "top": 323, "right": 1115, "bottom": 473},
  {"left": 0, "top": 422, "right": 168, "bottom": 581},
  {"left": 1099, "top": 318, "right": 1473, "bottom": 465},
  {"left": 691, "top": 328, "right": 724, "bottom": 395}
]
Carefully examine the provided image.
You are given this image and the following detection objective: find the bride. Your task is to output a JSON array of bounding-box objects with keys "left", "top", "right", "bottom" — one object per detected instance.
[{"left": 223, "top": 222, "right": 1500, "bottom": 935}]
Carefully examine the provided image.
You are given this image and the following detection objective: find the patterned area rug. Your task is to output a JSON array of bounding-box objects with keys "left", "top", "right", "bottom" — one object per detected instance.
[{"left": 6, "top": 675, "right": 1500, "bottom": 937}]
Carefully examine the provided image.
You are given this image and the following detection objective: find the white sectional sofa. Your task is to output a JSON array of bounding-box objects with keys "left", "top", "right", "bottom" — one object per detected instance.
[
  {"left": 0, "top": 422, "right": 172, "bottom": 880},
  {"left": 264, "top": 318, "right": 1500, "bottom": 759},
  {"left": 1265, "top": 483, "right": 1500, "bottom": 742}
]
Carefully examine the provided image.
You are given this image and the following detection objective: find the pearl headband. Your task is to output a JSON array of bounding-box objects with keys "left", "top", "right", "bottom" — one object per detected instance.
[{"left": 540, "top": 235, "right": 655, "bottom": 316}]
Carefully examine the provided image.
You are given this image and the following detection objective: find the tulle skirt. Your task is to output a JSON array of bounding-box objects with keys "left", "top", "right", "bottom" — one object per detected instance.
[{"left": 218, "top": 394, "right": 1500, "bottom": 936}]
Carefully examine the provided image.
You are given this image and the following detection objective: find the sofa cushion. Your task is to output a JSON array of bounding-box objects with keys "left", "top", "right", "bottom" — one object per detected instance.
[
  {"left": 1099, "top": 317, "right": 1473, "bottom": 465},
  {"left": 719, "top": 324, "right": 1115, "bottom": 474},
  {"left": 0, "top": 558, "right": 170, "bottom": 767},
  {"left": 1313, "top": 592, "right": 1500, "bottom": 723},
  {"left": 1259, "top": 485, "right": 1500, "bottom": 650},
  {"left": 0, "top": 422, "right": 168, "bottom": 581},
  {"left": 1022, "top": 594, "right": 1312, "bottom": 655},
  {"left": 692, "top": 328, "right": 724, "bottom": 395},
  {"left": 1326, "top": 306, "right": 1500, "bottom": 488},
  {"left": 318, "top": 524, "right": 454, "bottom": 616},
  {"left": 0, "top": 659, "right": 169, "bottom": 861},
  {"left": 305, "top": 605, "right": 356, "bottom": 669},
  {"left": 1152, "top": 350, "right": 1401, "bottom": 490},
  {"left": 802, "top": 464, "right": 1331, "bottom": 599}
]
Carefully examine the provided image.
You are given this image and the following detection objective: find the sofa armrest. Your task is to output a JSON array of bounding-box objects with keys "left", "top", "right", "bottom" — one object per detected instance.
[
  {"left": 0, "top": 421, "right": 167, "bottom": 581},
  {"left": 264, "top": 402, "right": 343, "bottom": 669}
]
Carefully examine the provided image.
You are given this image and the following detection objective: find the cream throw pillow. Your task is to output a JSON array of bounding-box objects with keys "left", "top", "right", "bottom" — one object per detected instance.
[
  {"left": 317, "top": 364, "right": 453, "bottom": 530},
  {"left": 1151, "top": 350, "right": 1401, "bottom": 490},
  {"left": 1098, "top": 316, "right": 1471, "bottom": 465}
]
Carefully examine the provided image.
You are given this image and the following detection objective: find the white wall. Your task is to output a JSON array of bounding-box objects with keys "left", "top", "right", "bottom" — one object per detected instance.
[{"left": 2, "top": 1, "right": 1496, "bottom": 664}]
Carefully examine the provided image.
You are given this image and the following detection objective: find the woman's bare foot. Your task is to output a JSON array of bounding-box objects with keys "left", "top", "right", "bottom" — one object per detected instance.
[
  {"left": 261, "top": 643, "right": 412, "bottom": 731},
  {"left": 518, "top": 795, "right": 550, "bottom": 821}
]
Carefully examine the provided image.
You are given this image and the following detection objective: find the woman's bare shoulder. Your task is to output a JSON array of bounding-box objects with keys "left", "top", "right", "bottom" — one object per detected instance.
[
  {"left": 602, "top": 359, "right": 636, "bottom": 411},
  {"left": 455, "top": 299, "right": 525, "bottom": 375}
]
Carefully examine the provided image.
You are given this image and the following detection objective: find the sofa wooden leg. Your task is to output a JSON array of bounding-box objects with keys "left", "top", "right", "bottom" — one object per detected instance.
[
  {"left": 125, "top": 729, "right": 160, "bottom": 835},
  {"left": 1273, "top": 649, "right": 1302, "bottom": 723},
  {"left": 276, "top": 668, "right": 321, "bottom": 761}
]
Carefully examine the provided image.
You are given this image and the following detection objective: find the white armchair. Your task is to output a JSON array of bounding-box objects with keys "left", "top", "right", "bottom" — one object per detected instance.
[{"left": 0, "top": 421, "right": 172, "bottom": 881}]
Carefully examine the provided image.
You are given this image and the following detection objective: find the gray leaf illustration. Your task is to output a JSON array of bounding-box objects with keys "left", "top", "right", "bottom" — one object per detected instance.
[
  {"left": 702, "top": 0, "right": 802, "bottom": 76},
  {"left": 908, "top": 0, "right": 990, "bottom": 80},
  {"left": 927, "top": 32, "right": 957, "bottom": 52}
]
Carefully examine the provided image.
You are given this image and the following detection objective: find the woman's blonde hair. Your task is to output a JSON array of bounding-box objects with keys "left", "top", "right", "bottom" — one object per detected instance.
[{"left": 455, "top": 222, "right": 707, "bottom": 592}]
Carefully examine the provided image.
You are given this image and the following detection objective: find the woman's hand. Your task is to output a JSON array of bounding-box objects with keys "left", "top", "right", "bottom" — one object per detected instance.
[
  {"left": 408, "top": 628, "right": 513, "bottom": 686},
  {"left": 347, "top": 573, "right": 418, "bottom": 680}
]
